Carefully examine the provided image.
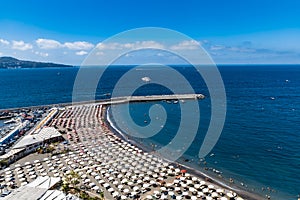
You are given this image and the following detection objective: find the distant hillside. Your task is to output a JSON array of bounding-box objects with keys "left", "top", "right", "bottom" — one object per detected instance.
[{"left": 0, "top": 57, "right": 73, "bottom": 68}]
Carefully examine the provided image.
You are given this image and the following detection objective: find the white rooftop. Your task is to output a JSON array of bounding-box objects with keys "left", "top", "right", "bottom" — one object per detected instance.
[
  {"left": 13, "top": 127, "right": 62, "bottom": 149},
  {"left": 2, "top": 176, "right": 74, "bottom": 200}
]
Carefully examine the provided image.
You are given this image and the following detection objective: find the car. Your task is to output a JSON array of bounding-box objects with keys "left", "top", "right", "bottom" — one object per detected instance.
[
  {"left": 0, "top": 190, "right": 11, "bottom": 197},
  {"left": 62, "top": 140, "right": 69, "bottom": 145}
]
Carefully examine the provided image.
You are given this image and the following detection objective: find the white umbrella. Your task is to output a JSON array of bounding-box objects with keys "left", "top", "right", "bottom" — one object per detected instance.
[
  {"left": 5, "top": 171, "right": 12, "bottom": 175},
  {"left": 189, "top": 187, "right": 196, "bottom": 192},
  {"left": 89, "top": 182, "right": 96, "bottom": 187},
  {"left": 203, "top": 188, "right": 209, "bottom": 193},
  {"left": 123, "top": 188, "right": 129, "bottom": 194},
  {"left": 118, "top": 185, "right": 123, "bottom": 189},
  {"left": 15, "top": 164, "right": 21, "bottom": 167},
  {"left": 182, "top": 191, "right": 189, "bottom": 196},
  {"left": 133, "top": 186, "right": 139, "bottom": 191},
  {"left": 112, "top": 191, "right": 119, "bottom": 197},
  {"left": 19, "top": 177, "right": 26, "bottom": 182},
  {"left": 92, "top": 186, "right": 99, "bottom": 190},
  {"left": 18, "top": 174, "right": 25, "bottom": 178},
  {"left": 30, "top": 175, "right": 37, "bottom": 179}
]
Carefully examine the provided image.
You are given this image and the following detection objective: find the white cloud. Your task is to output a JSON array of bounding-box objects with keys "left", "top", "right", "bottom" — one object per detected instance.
[
  {"left": 35, "top": 51, "right": 49, "bottom": 57},
  {"left": 0, "top": 39, "right": 9, "bottom": 45},
  {"left": 135, "top": 41, "right": 164, "bottom": 49},
  {"left": 64, "top": 41, "right": 94, "bottom": 50},
  {"left": 96, "top": 51, "right": 104, "bottom": 56},
  {"left": 12, "top": 40, "right": 33, "bottom": 51},
  {"left": 96, "top": 40, "right": 164, "bottom": 50},
  {"left": 170, "top": 40, "right": 200, "bottom": 50},
  {"left": 76, "top": 51, "right": 88, "bottom": 56},
  {"left": 0, "top": 52, "right": 3, "bottom": 56},
  {"left": 210, "top": 45, "right": 226, "bottom": 51},
  {"left": 36, "top": 38, "right": 62, "bottom": 49}
]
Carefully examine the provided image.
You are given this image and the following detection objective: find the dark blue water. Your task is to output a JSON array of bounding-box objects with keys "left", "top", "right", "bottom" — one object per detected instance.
[{"left": 0, "top": 66, "right": 299, "bottom": 199}]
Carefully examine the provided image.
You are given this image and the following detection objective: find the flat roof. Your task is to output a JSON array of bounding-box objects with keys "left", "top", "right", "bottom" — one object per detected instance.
[
  {"left": 3, "top": 176, "right": 62, "bottom": 200},
  {"left": 13, "top": 127, "right": 62, "bottom": 149}
]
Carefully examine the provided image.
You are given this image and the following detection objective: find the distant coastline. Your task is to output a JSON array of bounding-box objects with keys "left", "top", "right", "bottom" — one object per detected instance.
[{"left": 0, "top": 56, "right": 73, "bottom": 69}]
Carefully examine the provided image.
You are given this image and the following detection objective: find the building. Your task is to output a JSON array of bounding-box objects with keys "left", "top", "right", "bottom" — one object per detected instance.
[{"left": 2, "top": 176, "right": 80, "bottom": 200}]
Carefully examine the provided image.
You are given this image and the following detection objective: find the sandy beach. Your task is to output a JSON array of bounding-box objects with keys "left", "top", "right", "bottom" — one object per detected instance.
[{"left": 0, "top": 103, "right": 265, "bottom": 199}]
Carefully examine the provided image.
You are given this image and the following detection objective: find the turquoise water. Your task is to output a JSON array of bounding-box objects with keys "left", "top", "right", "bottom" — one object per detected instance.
[{"left": 0, "top": 65, "right": 299, "bottom": 199}]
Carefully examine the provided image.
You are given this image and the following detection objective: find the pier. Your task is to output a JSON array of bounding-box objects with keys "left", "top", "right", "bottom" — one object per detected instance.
[
  {"left": 103, "top": 93, "right": 205, "bottom": 105},
  {"left": 0, "top": 94, "right": 205, "bottom": 111}
]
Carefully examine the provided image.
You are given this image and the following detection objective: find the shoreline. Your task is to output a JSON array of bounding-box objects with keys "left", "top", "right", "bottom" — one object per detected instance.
[{"left": 104, "top": 105, "right": 264, "bottom": 200}]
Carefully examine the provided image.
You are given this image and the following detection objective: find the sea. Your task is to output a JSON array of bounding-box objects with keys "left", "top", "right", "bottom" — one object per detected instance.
[{"left": 0, "top": 65, "right": 299, "bottom": 199}]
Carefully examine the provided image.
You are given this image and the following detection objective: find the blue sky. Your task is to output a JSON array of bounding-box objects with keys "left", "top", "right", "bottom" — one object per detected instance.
[{"left": 0, "top": 0, "right": 300, "bottom": 64}]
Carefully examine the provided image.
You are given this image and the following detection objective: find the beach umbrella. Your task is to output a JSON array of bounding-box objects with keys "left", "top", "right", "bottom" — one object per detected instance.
[
  {"left": 161, "top": 187, "right": 167, "bottom": 191},
  {"left": 26, "top": 165, "right": 32, "bottom": 169},
  {"left": 18, "top": 174, "right": 25, "bottom": 178},
  {"left": 208, "top": 184, "right": 214, "bottom": 189},
  {"left": 146, "top": 195, "right": 152, "bottom": 199},
  {"left": 4, "top": 167, "right": 11, "bottom": 172},
  {"left": 212, "top": 192, "right": 219, "bottom": 198},
  {"left": 133, "top": 186, "right": 139, "bottom": 191},
  {"left": 197, "top": 191, "right": 204, "bottom": 196},
  {"left": 121, "top": 195, "right": 127, "bottom": 200},
  {"left": 15, "top": 164, "right": 21, "bottom": 168},
  {"left": 27, "top": 167, "right": 34, "bottom": 172},
  {"left": 103, "top": 183, "right": 110, "bottom": 188},
  {"left": 92, "top": 185, "right": 99, "bottom": 190},
  {"left": 189, "top": 187, "right": 196, "bottom": 192},
  {"left": 41, "top": 172, "right": 47, "bottom": 176},
  {"left": 192, "top": 177, "right": 198, "bottom": 182},
  {"left": 112, "top": 191, "right": 119, "bottom": 198},
  {"left": 123, "top": 188, "right": 129, "bottom": 194},
  {"left": 19, "top": 178, "right": 26, "bottom": 182},
  {"left": 226, "top": 192, "right": 236, "bottom": 198},
  {"left": 30, "top": 175, "right": 37, "bottom": 179},
  {"left": 176, "top": 196, "right": 183, "bottom": 200},
  {"left": 5, "top": 171, "right": 12, "bottom": 175},
  {"left": 89, "top": 182, "right": 96, "bottom": 187},
  {"left": 217, "top": 188, "right": 225, "bottom": 194},
  {"left": 28, "top": 171, "right": 35, "bottom": 175},
  {"left": 200, "top": 181, "right": 206, "bottom": 185},
  {"left": 220, "top": 197, "right": 229, "bottom": 200},
  {"left": 203, "top": 188, "right": 209, "bottom": 194},
  {"left": 54, "top": 173, "right": 60, "bottom": 177},
  {"left": 118, "top": 185, "right": 123, "bottom": 189}
]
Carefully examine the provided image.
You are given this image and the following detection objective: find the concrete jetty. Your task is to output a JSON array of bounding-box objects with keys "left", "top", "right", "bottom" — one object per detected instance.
[
  {"left": 102, "top": 93, "right": 205, "bottom": 105},
  {"left": 0, "top": 94, "right": 205, "bottom": 111}
]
